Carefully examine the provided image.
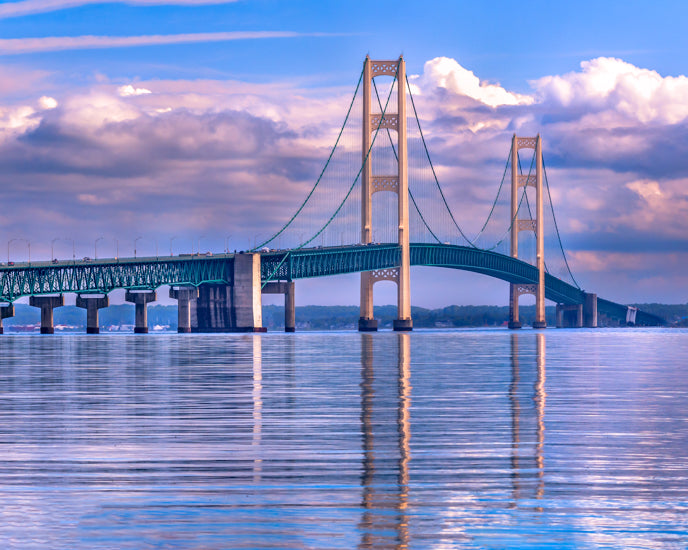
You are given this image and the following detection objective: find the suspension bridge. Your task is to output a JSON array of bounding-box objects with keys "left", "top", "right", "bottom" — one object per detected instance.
[{"left": 0, "top": 56, "right": 664, "bottom": 334}]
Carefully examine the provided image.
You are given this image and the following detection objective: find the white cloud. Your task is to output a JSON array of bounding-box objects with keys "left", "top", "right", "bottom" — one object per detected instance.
[
  {"left": 0, "top": 0, "right": 237, "bottom": 19},
  {"left": 118, "top": 84, "right": 152, "bottom": 97},
  {"left": 626, "top": 180, "right": 663, "bottom": 201},
  {"left": 0, "top": 31, "right": 311, "bottom": 55},
  {"left": 412, "top": 57, "right": 533, "bottom": 107},
  {"left": 532, "top": 57, "right": 688, "bottom": 124},
  {"left": 38, "top": 95, "right": 57, "bottom": 109}
]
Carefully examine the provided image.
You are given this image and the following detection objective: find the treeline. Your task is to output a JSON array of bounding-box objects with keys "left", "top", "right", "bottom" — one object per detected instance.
[{"left": 4, "top": 302, "right": 686, "bottom": 331}]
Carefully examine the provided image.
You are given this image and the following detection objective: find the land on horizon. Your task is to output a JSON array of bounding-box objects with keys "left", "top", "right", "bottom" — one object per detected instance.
[{"left": 3, "top": 302, "right": 686, "bottom": 332}]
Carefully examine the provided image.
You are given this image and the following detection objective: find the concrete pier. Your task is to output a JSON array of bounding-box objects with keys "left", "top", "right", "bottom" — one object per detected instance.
[
  {"left": 169, "top": 286, "right": 198, "bottom": 333},
  {"left": 191, "top": 253, "right": 265, "bottom": 332},
  {"left": 556, "top": 303, "right": 583, "bottom": 328},
  {"left": 29, "top": 294, "right": 64, "bottom": 334},
  {"left": 0, "top": 303, "right": 15, "bottom": 334},
  {"left": 262, "top": 281, "right": 295, "bottom": 332},
  {"left": 125, "top": 290, "right": 157, "bottom": 334},
  {"left": 76, "top": 294, "right": 109, "bottom": 334},
  {"left": 583, "top": 293, "right": 598, "bottom": 328}
]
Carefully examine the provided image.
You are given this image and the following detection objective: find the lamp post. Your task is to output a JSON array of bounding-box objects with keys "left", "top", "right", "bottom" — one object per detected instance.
[
  {"left": 94, "top": 236, "right": 104, "bottom": 260},
  {"left": 115, "top": 239, "right": 119, "bottom": 260},
  {"left": 51, "top": 237, "right": 59, "bottom": 262},
  {"left": 134, "top": 236, "right": 142, "bottom": 259},
  {"left": 7, "top": 238, "right": 29, "bottom": 264},
  {"left": 198, "top": 235, "right": 205, "bottom": 256},
  {"left": 170, "top": 236, "right": 177, "bottom": 256},
  {"left": 224, "top": 235, "right": 231, "bottom": 254}
]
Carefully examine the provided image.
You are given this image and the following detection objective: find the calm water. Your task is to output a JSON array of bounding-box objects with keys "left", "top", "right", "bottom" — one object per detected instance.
[{"left": 0, "top": 329, "right": 686, "bottom": 549}]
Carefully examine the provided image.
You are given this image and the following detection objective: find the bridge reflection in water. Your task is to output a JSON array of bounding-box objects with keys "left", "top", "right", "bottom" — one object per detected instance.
[{"left": 355, "top": 332, "right": 547, "bottom": 548}]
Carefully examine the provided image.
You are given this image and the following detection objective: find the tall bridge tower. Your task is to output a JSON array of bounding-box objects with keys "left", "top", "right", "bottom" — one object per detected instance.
[
  {"left": 359, "top": 56, "right": 413, "bottom": 332},
  {"left": 509, "top": 135, "right": 546, "bottom": 329}
]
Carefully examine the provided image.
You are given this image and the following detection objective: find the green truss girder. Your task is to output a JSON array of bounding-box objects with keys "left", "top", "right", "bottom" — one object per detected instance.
[
  {"left": 0, "top": 244, "right": 663, "bottom": 325},
  {"left": 0, "top": 256, "right": 233, "bottom": 301}
]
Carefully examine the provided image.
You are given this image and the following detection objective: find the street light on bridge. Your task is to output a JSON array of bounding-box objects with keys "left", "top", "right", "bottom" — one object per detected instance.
[
  {"left": 51, "top": 237, "right": 59, "bottom": 262},
  {"left": 134, "top": 236, "right": 142, "bottom": 259},
  {"left": 94, "top": 236, "right": 104, "bottom": 260},
  {"left": 170, "top": 236, "right": 178, "bottom": 256},
  {"left": 7, "top": 238, "right": 29, "bottom": 265}
]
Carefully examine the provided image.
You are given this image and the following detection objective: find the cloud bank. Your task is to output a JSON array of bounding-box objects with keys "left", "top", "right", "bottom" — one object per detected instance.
[{"left": 1, "top": 55, "right": 687, "bottom": 303}]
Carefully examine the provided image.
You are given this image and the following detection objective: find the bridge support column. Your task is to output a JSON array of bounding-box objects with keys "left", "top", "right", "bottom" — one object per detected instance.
[
  {"left": 0, "top": 303, "right": 15, "bottom": 334},
  {"left": 233, "top": 253, "right": 265, "bottom": 332},
  {"left": 125, "top": 290, "right": 157, "bottom": 334},
  {"left": 169, "top": 286, "right": 198, "bottom": 333},
  {"left": 262, "top": 281, "right": 296, "bottom": 332},
  {"left": 556, "top": 304, "right": 583, "bottom": 328},
  {"left": 509, "top": 134, "right": 546, "bottom": 329},
  {"left": 29, "top": 294, "right": 64, "bottom": 334},
  {"left": 359, "top": 56, "right": 412, "bottom": 332},
  {"left": 359, "top": 272, "right": 378, "bottom": 331},
  {"left": 583, "top": 293, "right": 597, "bottom": 328},
  {"left": 76, "top": 294, "right": 109, "bottom": 334},
  {"left": 191, "top": 253, "right": 265, "bottom": 332}
]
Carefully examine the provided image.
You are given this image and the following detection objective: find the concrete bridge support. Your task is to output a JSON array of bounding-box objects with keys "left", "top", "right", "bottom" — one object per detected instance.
[
  {"left": 556, "top": 304, "right": 583, "bottom": 328},
  {"left": 0, "top": 303, "right": 15, "bottom": 334},
  {"left": 359, "top": 56, "right": 412, "bottom": 332},
  {"left": 169, "top": 286, "right": 198, "bottom": 333},
  {"left": 583, "top": 293, "right": 597, "bottom": 328},
  {"left": 125, "top": 290, "right": 157, "bottom": 334},
  {"left": 76, "top": 294, "right": 109, "bottom": 334},
  {"left": 509, "top": 135, "right": 546, "bottom": 329},
  {"left": 262, "top": 281, "right": 296, "bottom": 332},
  {"left": 29, "top": 294, "right": 64, "bottom": 334},
  {"left": 191, "top": 253, "right": 265, "bottom": 332}
]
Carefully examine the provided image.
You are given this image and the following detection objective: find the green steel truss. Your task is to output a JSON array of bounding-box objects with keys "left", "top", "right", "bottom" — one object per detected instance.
[
  {"left": 0, "top": 255, "right": 233, "bottom": 301},
  {"left": 0, "top": 244, "right": 663, "bottom": 325}
]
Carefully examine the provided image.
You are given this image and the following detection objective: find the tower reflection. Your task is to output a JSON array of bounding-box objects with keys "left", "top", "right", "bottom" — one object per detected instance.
[
  {"left": 359, "top": 333, "right": 411, "bottom": 549},
  {"left": 510, "top": 332, "right": 547, "bottom": 508}
]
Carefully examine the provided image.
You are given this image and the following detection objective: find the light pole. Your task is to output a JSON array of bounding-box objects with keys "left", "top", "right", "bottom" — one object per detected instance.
[
  {"left": 225, "top": 235, "right": 232, "bottom": 253},
  {"left": 114, "top": 239, "right": 119, "bottom": 260},
  {"left": 8, "top": 238, "right": 17, "bottom": 264},
  {"left": 51, "top": 237, "right": 59, "bottom": 262},
  {"left": 94, "top": 236, "right": 104, "bottom": 260},
  {"left": 7, "top": 238, "right": 28, "bottom": 264},
  {"left": 170, "top": 236, "right": 177, "bottom": 256},
  {"left": 198, "top": 235, "right": 205, "bottom": 255},
  {"left": 134, "top": 236, "right": 142, "bottom": 259}
]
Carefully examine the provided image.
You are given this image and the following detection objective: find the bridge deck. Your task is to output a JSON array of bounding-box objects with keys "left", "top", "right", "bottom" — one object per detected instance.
[{"left": 0, "top": 244, "right": 663, "bottom": 325}]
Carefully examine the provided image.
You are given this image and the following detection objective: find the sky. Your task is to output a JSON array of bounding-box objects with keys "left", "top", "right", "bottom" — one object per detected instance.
[{"left": 1, "top": 0, "right": 688, "bottom": 308}]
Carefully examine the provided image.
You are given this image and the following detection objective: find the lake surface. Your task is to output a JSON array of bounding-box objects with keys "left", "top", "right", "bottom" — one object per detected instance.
[{"left": 0, "top": 329, "right": 686, "bottom": 549}]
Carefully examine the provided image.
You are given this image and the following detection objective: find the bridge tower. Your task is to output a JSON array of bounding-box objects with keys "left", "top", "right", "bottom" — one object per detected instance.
[
  {"left": 359, "top": 56, "right": 412, "bottom": 332},
  {"left": 509, "top": 135, "right": 546, "bottom": 329}
]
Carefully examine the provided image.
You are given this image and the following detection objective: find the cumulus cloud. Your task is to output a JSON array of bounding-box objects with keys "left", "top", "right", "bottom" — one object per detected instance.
[
  {"left": 0, "top": 0, "right": 237, "bottom": 19},
  {"left": 38, "top": 96, "right": 57, "bottom": 109},
  {"left": 1, "top": 54, "right": 687, "bottom": 303},
  {"left": 412, "top": 57, "right": 533, "bottom": 108},
  {"left": 118, "top": 84, "right": 152, "bottom": 97},
  {"left": 533, "top": 57, "right": 688, "bottom": 124}
]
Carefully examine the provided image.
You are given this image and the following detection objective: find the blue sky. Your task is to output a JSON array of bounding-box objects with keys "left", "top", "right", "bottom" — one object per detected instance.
[{"left": 1, "top": 0, "right": 688, "bottom": 308}]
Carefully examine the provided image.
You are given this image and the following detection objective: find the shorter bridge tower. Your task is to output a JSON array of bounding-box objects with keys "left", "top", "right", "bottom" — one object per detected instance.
[
  {"left": 509, "top": 135, "right": 546, "bottom": 329},
  {"left": 359, "top": 56, "right": 412, "bottom": 332}
]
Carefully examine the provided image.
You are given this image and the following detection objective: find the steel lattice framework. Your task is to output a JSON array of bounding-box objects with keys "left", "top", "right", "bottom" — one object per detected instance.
[{"left": 0, "top": 244, "right": 664, "bottom": 325}]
